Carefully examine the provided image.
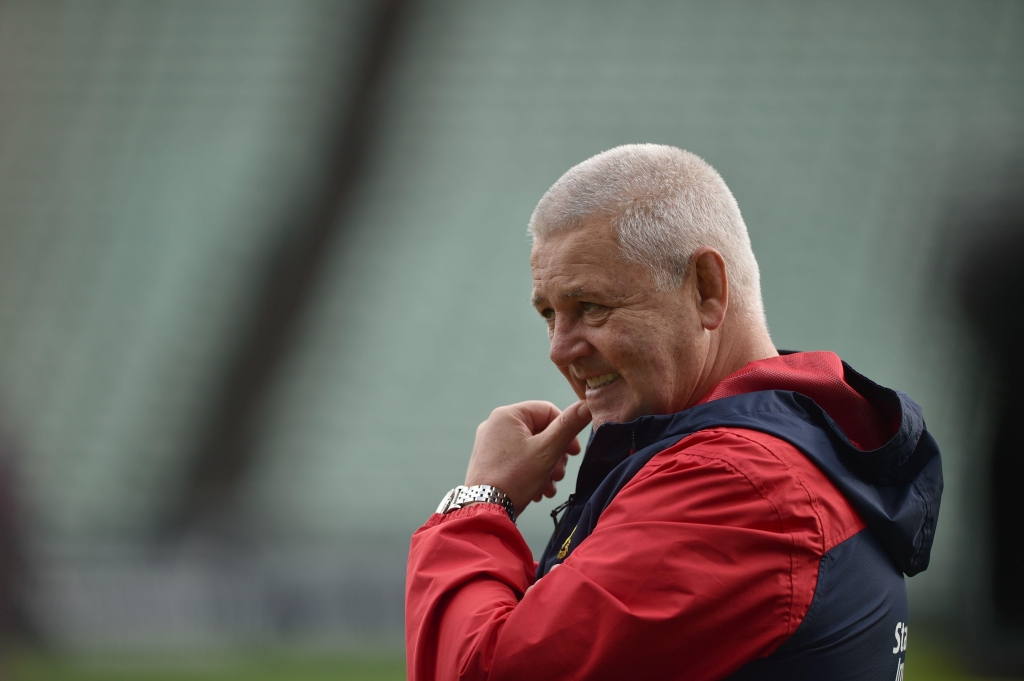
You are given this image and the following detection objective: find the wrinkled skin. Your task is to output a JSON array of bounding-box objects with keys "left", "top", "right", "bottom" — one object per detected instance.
[{"left": 463, "top": 218, "right": 775, "bottom": 514}]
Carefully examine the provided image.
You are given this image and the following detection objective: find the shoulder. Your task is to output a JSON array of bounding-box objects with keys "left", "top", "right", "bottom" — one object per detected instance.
[
  {"left": 614, "top": 427, "right": 865, "bottom": 554},
  {"left": 577, "top": 427, "right": 851, "bottom": 653}
]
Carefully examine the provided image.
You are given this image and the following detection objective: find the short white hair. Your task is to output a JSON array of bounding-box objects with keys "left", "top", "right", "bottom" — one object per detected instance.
[{"left": 528, "top": 144, "right": 765, "bottom": 325}]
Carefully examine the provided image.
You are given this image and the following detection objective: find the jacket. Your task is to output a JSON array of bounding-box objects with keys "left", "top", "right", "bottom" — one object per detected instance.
[{"left": 405, "top": 351, "right": 943, "bottom": 680}]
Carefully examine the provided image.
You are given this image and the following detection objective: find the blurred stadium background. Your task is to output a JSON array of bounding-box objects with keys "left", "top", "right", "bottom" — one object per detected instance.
[{"left": 0, "top": 1, "right": 1022, "bottom": 678}]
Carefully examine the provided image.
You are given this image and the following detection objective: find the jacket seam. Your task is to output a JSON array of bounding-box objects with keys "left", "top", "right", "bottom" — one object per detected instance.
[
  {"left": 625, "top": 444, "right": 800, "bottom": 643},
  {"left": 636, "top": 429, "right": 849, "bottom": 639}
]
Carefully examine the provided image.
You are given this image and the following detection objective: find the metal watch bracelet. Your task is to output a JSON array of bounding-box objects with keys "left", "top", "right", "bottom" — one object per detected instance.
[{"left": 436, "top": 484, "right": 516, "bottom": 524}]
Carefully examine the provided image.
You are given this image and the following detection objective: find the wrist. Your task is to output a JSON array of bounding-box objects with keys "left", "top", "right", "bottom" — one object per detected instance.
[{"left": 437, "top": 484, "right": 517, "bottom": 523}]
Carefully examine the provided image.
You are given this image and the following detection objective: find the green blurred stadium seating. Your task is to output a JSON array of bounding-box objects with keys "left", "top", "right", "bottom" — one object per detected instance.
[{"left": 0, "top": 0, "right": 1022, "bottom": 668}]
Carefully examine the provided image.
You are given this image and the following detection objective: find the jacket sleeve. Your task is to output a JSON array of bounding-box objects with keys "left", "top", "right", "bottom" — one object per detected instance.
[{"left": 405, "top": 430, "right": 825, "bottom": 681}]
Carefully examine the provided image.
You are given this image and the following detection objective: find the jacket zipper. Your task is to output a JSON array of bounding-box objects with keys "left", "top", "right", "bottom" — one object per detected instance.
[{"left": 550, "top": 493, "right": 577, "bottom": 530}]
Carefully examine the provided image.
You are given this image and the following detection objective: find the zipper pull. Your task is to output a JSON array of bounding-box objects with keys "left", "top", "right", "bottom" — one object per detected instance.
[{"left": 550, "top": 493, "right": 577, "bottom": 529}]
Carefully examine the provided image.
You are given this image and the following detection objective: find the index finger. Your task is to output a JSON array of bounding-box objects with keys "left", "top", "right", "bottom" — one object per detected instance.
[
  {"left": 537, "top": 401, "right": 592, "bottom": 456},
  {"left": 507, "top": 400, "right": 563, "bottom": 435}
]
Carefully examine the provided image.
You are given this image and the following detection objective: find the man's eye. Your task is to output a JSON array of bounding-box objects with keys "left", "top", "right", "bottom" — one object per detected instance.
[
  {"left": 581, "top": 302, "right": 602, "bottom": 313},
  {"left": 540, "top": 308, "right": 555, "bottom": 321}
]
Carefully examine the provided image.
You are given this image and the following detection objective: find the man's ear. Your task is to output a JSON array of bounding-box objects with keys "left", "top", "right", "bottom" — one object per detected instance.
[{"left": 692, "top": 248, "right": 728, "bottom": 331}]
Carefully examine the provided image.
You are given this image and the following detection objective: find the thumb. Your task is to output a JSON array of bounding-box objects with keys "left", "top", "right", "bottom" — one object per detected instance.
[{"left": 536, "top": 401, "right": 592, "bottom": 457}]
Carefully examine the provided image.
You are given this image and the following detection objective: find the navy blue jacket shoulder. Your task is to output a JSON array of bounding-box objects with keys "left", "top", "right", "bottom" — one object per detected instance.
[{"left": 537, "top": 360, "right": 943, "bottom": 679}]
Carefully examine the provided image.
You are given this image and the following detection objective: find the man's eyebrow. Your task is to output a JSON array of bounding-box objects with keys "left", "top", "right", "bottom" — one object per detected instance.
[
  {"left": 531, "top": 287, "right": 593, "bottom": 307},
  {"left": 563, "top": 287, "right": 587, "bottom": 300}
]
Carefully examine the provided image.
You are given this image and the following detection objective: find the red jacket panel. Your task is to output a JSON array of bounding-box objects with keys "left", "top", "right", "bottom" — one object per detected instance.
[{"left": 406, "top": 352, "right": 881, "bottom": 681}]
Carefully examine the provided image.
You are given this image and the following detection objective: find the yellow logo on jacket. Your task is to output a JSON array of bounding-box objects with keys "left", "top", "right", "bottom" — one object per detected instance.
[{"left": 556, "top": 526, "right": 577, "bottom": 560}]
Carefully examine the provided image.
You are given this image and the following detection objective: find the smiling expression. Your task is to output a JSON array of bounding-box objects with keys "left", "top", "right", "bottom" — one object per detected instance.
[{"left": 530, "top": 219, "right": 711, "bottom": 429}]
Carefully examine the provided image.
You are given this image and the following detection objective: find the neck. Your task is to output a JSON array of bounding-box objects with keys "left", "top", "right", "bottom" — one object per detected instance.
[{"left": 687, "top": 315, "right": 777, "bottom": 409}]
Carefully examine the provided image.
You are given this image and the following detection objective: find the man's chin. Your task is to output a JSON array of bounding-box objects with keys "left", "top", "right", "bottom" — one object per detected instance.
[
  {"left": 584, "top": 383, "right": 637, "bottom": 427},
  {"left": 589, "top": 405, "right": 640, "bottom": 429}
]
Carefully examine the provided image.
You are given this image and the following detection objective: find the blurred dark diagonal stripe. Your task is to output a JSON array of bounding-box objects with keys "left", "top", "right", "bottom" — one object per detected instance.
[
  {"left": 162, "top": 0, "right": 414, "bottom": 539},
  {"left": 957, "top": 200, "right": 1024, "bottom": 630}
]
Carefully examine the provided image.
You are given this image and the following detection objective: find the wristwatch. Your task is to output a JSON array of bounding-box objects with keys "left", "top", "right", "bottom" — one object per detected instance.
[{"left": 436, "top": 484, "right": 516, "bottom": 524}]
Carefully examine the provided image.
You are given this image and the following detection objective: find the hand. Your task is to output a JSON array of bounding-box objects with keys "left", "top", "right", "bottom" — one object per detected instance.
[{"left": 465, "top": 400, "right": 592, "bottom": 516}]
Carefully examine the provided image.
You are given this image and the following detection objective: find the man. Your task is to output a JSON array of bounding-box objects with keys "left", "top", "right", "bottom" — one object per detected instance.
[{"left": 405, "top": 145, "right": 942, "bottom": 680}]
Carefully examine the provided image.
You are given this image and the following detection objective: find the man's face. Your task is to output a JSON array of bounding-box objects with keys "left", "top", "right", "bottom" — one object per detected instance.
[{"left": 530, "top": 219, "right": 708, "bottom": 428}]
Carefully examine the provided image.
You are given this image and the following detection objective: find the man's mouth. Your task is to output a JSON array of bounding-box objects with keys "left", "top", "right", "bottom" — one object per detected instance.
[{"left": 585, "top": 373, "right": 620, "bottom": 389}]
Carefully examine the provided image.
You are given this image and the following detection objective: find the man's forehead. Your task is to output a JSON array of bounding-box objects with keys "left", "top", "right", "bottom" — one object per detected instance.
[{"left": 529, "top": 222, "right": 651, "bottom": 304}]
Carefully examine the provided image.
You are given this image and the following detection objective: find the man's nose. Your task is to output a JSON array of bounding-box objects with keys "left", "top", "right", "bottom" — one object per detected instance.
[{"left": 549, "top": 316, "right": 590, "bottom": 367}]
